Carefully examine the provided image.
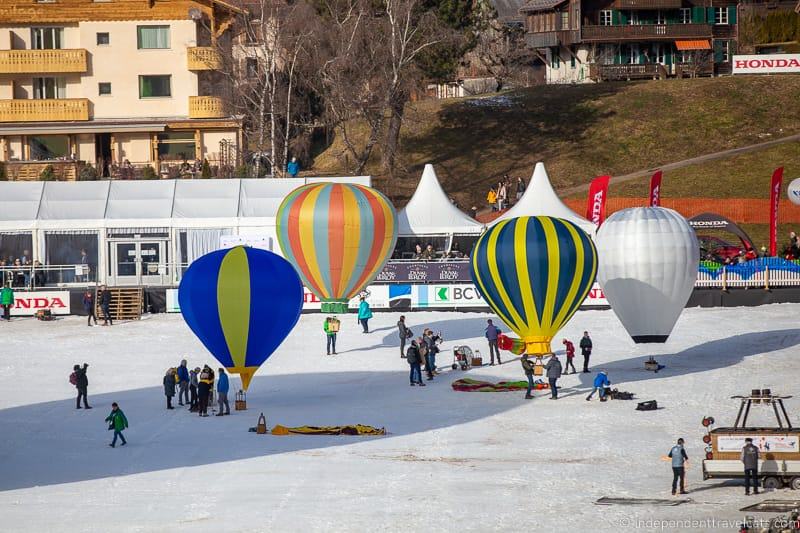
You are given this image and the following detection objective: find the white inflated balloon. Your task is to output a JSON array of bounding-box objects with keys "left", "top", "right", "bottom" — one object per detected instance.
[
  {"left": 596, "top": 207, "right": 699, "bottom": 343},
  {"left": 788, "top": 178, "right": 800, "bottom": 206}
]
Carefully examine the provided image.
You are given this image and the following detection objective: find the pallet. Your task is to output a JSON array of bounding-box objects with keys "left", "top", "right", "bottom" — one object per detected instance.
[{"left": 95, "top": 287, "right": 143, "bottom": 321}]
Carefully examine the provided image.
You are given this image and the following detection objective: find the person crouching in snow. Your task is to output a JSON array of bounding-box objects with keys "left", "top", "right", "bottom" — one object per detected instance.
[
  {"left": 216, "top": 368, "right": 230, "bottom": 416},
  {"left": 163, "top": 368, "right": 177, "bottom": 409},
  {"left": 563, "top": 338, "right": 576, "bottom": 374},
  {"left": 105, "top": 402, "right": 128, "bottom": 447},
  {"left": 324, "top": 316, "right": 338, "bottom": 355},
  {"left": 521, "top": 355, "right": 535, "bottom": 400},
  {"left": 586, "top": 371, "right": 610, "bottom": 401}
]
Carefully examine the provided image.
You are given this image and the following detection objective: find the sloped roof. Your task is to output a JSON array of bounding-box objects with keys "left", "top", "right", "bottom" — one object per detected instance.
[
  {"left": 398, "top": 164, "right": 484, "bottom": 235},
  {"left": 520, "top": 0, "right": 568, "bottom": 12},
  {"left": 491, "top": 162, "right": 596, "bottom": 235},
  {"left": 490, "top": 0, "right": 527, "bottom": 23}
]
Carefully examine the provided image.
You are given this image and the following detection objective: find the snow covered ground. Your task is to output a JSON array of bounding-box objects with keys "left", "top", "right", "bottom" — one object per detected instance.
[{"left": 2, "top": 304, "right": 800, "bottom": 532}]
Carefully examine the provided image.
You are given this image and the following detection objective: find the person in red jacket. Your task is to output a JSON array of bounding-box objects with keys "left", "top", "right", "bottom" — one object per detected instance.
[{"left": 563, "top": 338, "right": 576, "bottom": 374}]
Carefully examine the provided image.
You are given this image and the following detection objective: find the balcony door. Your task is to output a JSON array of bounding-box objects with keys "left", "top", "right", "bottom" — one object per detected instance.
[
  {"left": 33, "top": 77, "right": 66, "bottom": 99},
  {"left": 31, "top": 27, "right": 63, "bottom": 50}
]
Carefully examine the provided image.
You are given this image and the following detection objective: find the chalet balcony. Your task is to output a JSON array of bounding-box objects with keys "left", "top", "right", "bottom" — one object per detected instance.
[
  {"left": 0, "top": 49, "right": 88, "bottom": 74},
  {"left": 187, "top": 47, "right": 222, "bottom": 71},
  {"left": 0, "top": 98, "right": 90, "bottom": 122},
  {"left": 581, "top": 24, "right": 713, "bottom": 41},
  {"left": 612, "top": 0, "right": 683, "bottom": 9},
  {"left": 590, "top": 63, "right": 667, "bottom": 80},
  {"left": 525, "top": 30, "right": 580, "bottom": 48},
  {"left": 188, "top": 96, "right": 226, "bottom": 119},
  {"left": 6, "top": 161, "right": 82, "bottom": 181}
]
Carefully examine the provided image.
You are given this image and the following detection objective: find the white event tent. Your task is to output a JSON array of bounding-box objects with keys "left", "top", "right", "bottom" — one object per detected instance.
[
  {"left": 395, "top": 164, "right": 483, "bottom": 258},
  {"left": 0, "top": 177, "right": 369, "bottom": 287},
  {"left": 491, "top": 162, "right": 596, "bottom": 236}
]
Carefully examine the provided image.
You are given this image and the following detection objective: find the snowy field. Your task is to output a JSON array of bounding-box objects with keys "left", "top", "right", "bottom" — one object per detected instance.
[{"left": 2, "top": 304, "right": 800, "bottom": 533}]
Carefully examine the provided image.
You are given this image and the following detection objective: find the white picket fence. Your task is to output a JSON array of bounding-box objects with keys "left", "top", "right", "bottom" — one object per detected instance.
[{"left": 696, "top": 266, "right": 800, "bottom": 289}]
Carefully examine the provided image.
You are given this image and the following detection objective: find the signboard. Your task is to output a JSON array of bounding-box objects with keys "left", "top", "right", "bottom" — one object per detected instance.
[
  {"left": 717, "top": 435, "right": 799, "bottom": 453},
  {"left": 302, "top": 286, "right": 390, "bottom": 311},
  {"left": 415, "top": 284, "right": 487, "bottom": 308},
  {"left": 10, "top": 291, "right": 71, "bottom": 316},
  {"left": 375, "top": 262, "right": 472, "bottom": 283},
  {"left": 166, "top": 288, "right": 180, "bottom": 313},
  {"left": 732, "top": 54, "right": 800, "bottom": 75},
  {"left": 219, "top": 235, "right": 271, "bottom": 251}
]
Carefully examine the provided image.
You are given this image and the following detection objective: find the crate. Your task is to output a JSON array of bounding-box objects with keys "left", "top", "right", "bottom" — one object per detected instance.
[{"left": 471, "top": 356, "right": 482, "bottom": 367}]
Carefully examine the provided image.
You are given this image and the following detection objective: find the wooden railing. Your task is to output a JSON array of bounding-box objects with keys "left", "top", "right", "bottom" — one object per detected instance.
[
  {"left": 582, "top": 24, "right": 713, "bottom": 41},
  {"left": 188, "top": 96, "right": 225, "bottom": 119},
  {"left": 6, "top": 161, "right": 82, "bottom": 181},
  {"left": 187, "top": 47, "right": 222, "bottom": 71},
  {"left": 590, "top": 63, "right": 667, "bottom": 81},
  {"left": 525, "top": 30, "right": 580, "bottom": 48},
  {"left": 0, "top": 49, "right": 88, "bottom": 74},
  {"left": 0, "top": 98, "right": 90, "bottom": 122},
  {"left": 612, "top": 0, "right": 683, "bottom": 8}
]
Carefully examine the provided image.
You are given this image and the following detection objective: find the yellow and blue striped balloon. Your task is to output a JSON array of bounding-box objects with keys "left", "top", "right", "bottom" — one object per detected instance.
[
  {"left": 471, "top": 216, "right": 597, "bottom": 355},
  {"left": 178, "top": 246, "right": 303, "bottom": 390}
]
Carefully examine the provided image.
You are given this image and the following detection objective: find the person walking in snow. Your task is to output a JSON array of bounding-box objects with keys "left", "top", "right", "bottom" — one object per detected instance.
[
  {"left": 99, "top": 286, "right": 113, "bottom": 326},
  {"left": 545, "top": 354, "right": 562, "bottom": 399},
  {"left": 668, "top": 438, "right": 689, "bottom": 495},
  {"left": 742, "top": 438, "right": 760, "bottom": 495},
  {"left": 406, "top": 340, "right": 425, "bottom": 387},
  {"left": 177, "top": 359, "right": 190, "bottom": 406},
  {"left": 198, "top": 366, "right": 212, "bottom": 417},
  {"left": 163, "top": 368, "right": 177, "bottom": 410},
  {"left": 580, "top": 331, "right": 592, "bottom": 373},
  {"left": 1, "top": 283, "right": 13, "bottom": 321},
  {"left": 485, "top": 319, "right": 502, "bottom": 365},
  {"left": 82, "top": 289, "right": 97, "bottom": 326},
  {"left": 521, "top": 355, "right": 535, "bottom": 400},
  {"left": 105, "top": 402, "right": 128, "bottom": 448},
  {"left": 358, "top": 297, "right": 372, "bottom": 333},
  {"left": 563, "top": 338, "right": 576, "bottom": 374},
  {"left": 586, "top": 370, "right": 610, "bottom": 401},
  {"left": 189, "top": 367, "right": 199, "bottom": 412},
  {"left": 216, "top": 368, "right": 230, "bottom": 416},
  {"left": 73, "top": 363, "right": 91, "bottom": 409},
  {"left": 397, "top": 315, "right": 411, "bottom": 358},
  {"left": 324, "top": 316, "right": 339, "bottom": 355}
]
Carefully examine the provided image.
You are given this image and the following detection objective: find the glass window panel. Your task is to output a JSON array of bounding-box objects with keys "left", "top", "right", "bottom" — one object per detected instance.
[
  {"left": 29, "top": 135, "right": 69, "bottom": 160},
  {"left": 139, "top": 75, "right": 171, "bottom": 97},
  {"left": 137, "top": 26, "right": 170, "bottom": 49}
]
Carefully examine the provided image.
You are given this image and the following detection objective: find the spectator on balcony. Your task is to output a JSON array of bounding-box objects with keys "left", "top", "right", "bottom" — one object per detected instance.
[
  {"left": 11, "top": 259, "right": 25, "bottom": 288},
  {"left": 420, "top": 243, "right": 436, "bottom": 261},
  {"left": 413, "top": 244, "right": 424, "bottom": 260},
  {"left": 32, "top": 260, "right": 45, "bottom": 288},
  {"left": 447, "top": 242, "right": 465, "bottom": 259}
]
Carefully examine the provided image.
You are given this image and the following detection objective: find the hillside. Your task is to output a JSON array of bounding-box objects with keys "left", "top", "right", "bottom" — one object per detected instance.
[{"left": 312, "top": 76, "right": 800, "bottom": 211}]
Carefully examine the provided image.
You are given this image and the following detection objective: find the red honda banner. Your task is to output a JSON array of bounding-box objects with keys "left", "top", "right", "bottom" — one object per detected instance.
[
  {"left": 649, "top": 170, "right": 663, "bottom": 207},
  {"left": 586, "top": 175, "right": 611, "bottom": 226},
  {"left": 769, "top": 167, "right": 784, "bottom": 257}
]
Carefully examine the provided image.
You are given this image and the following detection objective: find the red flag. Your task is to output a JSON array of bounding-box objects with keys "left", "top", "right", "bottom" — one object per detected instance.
[
  {"left": 649, "top": 170, "right": 663, "bottom": 207},
  {"left": 769, "top": 167, "right": 784, "bottom": 257},
  {"left": 586, "top": 175, "right": 611, "bottom": 226}
]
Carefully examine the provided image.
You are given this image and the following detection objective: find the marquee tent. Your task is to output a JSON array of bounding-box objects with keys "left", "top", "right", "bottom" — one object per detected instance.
[
  {"left": 491, "top": 162, "right": 596, "bottom": 235},
  {"left": 397, "top": 164, "right": 483, "bottom": 236}
]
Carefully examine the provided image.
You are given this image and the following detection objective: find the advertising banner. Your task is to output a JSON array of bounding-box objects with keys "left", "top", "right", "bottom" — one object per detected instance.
[
  {"left": 732, "top": 54, "right": 800, "bottom": 75},
  {"left": 586, "top": 175, "right": 611, "bottom": 226},
  {"left": 375, "top": 261, "right": 472, "bottom": 283},
  {"left": 10, "top": 291, "right": 71, "bottom": 315},
  {"left": 302, "top": 286, "right": 390, "bottom": 311},
  {"left": 415, "top": 284, "right": 487, "bottom": 308},
  {"left": 717, "top": 435, "right": 799, "bottom": 453},
  {"left": 770, "top": 167, "right": 784, "bottom": 257},
  {"left": 219, "top": 235, "right": 271, "bottom": 251},
  {"left": 166, "top": 288, "right": 180, "bottom": 313},
  {"left": 649, "top": 170, "right": 663, "bottom": 207}
]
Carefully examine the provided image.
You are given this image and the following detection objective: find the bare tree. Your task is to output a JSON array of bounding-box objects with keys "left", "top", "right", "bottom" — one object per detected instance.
[{"left": 471, "top": 4, "right": 535, "bottom": 91}]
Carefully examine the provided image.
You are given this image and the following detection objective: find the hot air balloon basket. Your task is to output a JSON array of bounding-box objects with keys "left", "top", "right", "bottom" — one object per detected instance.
[
  {"left": 235, "top": 390, "right": 247, "bottom": 411},
  {"left": 254, "top": 413, "right": 267, "bottom": 434}
]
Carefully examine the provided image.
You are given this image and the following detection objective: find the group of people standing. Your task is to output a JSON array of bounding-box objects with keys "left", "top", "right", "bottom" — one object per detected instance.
[
  {"left": 398, "top": 316, "right": 441, "bottom": 386},
  {"left": 82, "top": 287, "right": 113, "bottom": 326},
  {"left": 518, "top": 331, "right": 595, "bottom": 401},
  {"left": 667, "top": 437, "right": 761, "bottom": 496},
  {"left": 486, "top": 175, "right": 526, "bottom": 212},
  {"left": 164, "top": 360, "right": 230, "bottom": 417}
]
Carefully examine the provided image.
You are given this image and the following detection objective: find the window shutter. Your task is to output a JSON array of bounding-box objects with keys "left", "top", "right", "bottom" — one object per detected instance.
[
  {"left": 707, "top": 7, "right": 715, "bottom": 24},
  {"left": 713, "top": 40, "right": 723, "bottom": 63},
  {"left": 691, "top": 7, "right": 705, "bottom": 23},
  {"left": 619, "top": 10, "right": 627, "bottom": 25},
  {"left": 728, "top": 6, "right": 737, "bottom": 24}
]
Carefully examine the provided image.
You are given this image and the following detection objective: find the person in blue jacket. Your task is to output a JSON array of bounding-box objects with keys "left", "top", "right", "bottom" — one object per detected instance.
[
  {"left": 586, "top": 370, "right": 610, "bottom": 401},
  {"left": 216, "top": 368, "right": 230, "bottom": 416},
  {"left": 485, "top": 319, "right": 502, "bottom": 365},
  {"left": 287, "top": 157, "right": 300, "bottom": 177},
  {"left": 358, "top": 297, "right": 372, "bottom": 333},
  {"left": 176, "top": 359, "right": 190, "bottom": 406}
]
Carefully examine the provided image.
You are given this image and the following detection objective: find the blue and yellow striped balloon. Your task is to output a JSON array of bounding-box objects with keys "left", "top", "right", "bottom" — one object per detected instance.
[
  {"left": 471, "top": 216, "right": 597, "bottom": 355},
  {"left": 178, "top": 246, "right": 303, "bottom": 390}
]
